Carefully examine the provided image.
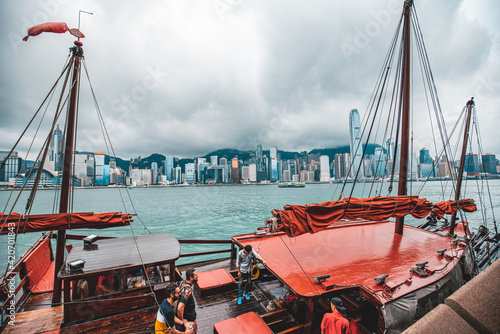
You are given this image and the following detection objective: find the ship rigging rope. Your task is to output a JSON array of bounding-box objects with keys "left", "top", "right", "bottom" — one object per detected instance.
[{"left": 82, "top": 59, "right": 152, "bottom": 234}]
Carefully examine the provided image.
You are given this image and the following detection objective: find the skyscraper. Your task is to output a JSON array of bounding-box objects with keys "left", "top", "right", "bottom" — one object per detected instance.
[
  {"left": 419, "top": 147, "right": 431, "bottom": 164},
  {"left": 49, "top": 124, "right": 64, "bottom": 172},
  {"left": 270, "top": 147, "right": 278, "bottom": 182},
  {"left": 256, "top": 144, "right": 265, "bottom": 172},
  {"left": 231, "top": 158, "right": 239, "bottom": 184},
  {"left": 94, "top": 152, "right": 105, "bottom": 185},
  {"left": 386, "top": 138, "right": 395, "bottom": 161},
  {"left": 349, "top": 109, "right": 364, "bottom": 178},
  {"left": 210, "top": 155, "right": 218, "bottom": 166},
  {"left": 164, "top": 155, "right": 174, "bottom": 181},
  {"left": 482, "top": 153, "right": 496, "bottom": 174},
  {"left": 185, "top": 163, "right": 196, "bottom": 184},
  {"left": 320, "top": 155, "right": 330, "bottom": 182}
]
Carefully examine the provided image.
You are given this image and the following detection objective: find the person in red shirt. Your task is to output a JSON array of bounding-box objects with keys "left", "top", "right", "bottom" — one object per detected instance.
[
  {"left": 349, "top": 311, "right": 362, "bottom": 334},
  {"left": 321, "top": 297, "right": 350, "bottom": 334}
]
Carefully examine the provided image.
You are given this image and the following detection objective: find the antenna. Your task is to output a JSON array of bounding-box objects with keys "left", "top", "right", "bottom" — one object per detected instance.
[{"left": 78, "top": 10, "right": 93, "bottom": 40}]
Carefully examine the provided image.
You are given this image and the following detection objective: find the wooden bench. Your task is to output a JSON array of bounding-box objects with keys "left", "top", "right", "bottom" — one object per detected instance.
[
  {"left": 214, "top": 312, "right": 273, "bottom": 334},
  {"left": 197, "top": 268, "right": 236, "bottom": 297},
  {"left": 22, "top": 238, "right": 55, "bottom": 294}
]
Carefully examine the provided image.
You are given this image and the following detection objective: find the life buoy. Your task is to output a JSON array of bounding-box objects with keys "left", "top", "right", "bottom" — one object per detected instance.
[{"left": 251, "top": 265, "right": 260, "bottom": 279}]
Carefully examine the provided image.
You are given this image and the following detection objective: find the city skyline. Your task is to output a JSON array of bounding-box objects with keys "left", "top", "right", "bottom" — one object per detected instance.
[{"left": 1, "top": 1, "right": 499, "bottom": 160}]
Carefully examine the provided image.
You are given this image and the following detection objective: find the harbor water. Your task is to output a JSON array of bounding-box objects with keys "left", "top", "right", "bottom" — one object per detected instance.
[{"left": 1, "top": 180, "right": 499, "bottom": 271}]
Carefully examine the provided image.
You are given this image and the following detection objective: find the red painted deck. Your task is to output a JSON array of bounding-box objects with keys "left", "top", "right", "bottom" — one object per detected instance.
[{"left": 233, "top": 220, "right": 465, "bottom": 303}]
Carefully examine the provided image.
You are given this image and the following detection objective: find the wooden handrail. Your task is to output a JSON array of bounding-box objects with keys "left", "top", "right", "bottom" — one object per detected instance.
[{"left": 179, "top": 249, "right": 231, "bottom": 258}]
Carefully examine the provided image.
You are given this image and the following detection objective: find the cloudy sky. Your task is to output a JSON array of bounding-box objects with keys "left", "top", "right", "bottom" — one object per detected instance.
[{"left": 0, "top": 0, "right": 499, "bottom": 161}]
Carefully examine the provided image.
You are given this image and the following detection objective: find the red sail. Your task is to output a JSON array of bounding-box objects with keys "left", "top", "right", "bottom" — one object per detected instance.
[
  {"left": 0, "top": 212, "right": 132, "bottom": 234},
  {"left": 268, "top": 196, "right": 476, "bottom": 237},
  {"left": 22, "top": 22, "right": 85, "bottom": 41}
]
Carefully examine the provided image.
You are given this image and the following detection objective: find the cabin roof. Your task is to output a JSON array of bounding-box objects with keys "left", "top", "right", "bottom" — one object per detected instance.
[
  {"left": 233, "top": 220, "right": 465, "bottom": 304},
  {"left": 58, "top": 232, "right": 180, "bottom": 279}
]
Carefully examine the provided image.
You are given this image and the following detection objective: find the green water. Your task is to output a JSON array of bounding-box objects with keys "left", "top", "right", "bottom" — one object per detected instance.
[{"left": 1, "top": 180, "right": 499, "bottom": 269}]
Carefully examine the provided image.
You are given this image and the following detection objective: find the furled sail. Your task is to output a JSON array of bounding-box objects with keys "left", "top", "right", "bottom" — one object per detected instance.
[
  {"left": 0, "top": 212, "right": 132, "bottom": 234},
  {"left": 266, "top": 196, "right": 476, "bottom": 237},
  {"left": 22, "top": 22, "right": 84, "bottom": 41}
]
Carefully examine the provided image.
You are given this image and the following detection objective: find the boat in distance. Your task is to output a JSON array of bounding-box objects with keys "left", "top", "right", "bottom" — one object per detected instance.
[
  {"left": 278, "top": 182, "right": 305, "bottom": 188},
  {"left": 1, "top": 1, "right": 499, "bottom": 333}
]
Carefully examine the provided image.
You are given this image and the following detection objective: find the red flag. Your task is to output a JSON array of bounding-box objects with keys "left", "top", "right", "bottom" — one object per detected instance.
[{"left": 23, "top": 22, "right": 85, "bottom": 41}]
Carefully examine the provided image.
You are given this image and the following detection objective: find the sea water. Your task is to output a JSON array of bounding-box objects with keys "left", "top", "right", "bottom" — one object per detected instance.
[{"left": 1, "top": 180, "right": 499, "bottom": 270}]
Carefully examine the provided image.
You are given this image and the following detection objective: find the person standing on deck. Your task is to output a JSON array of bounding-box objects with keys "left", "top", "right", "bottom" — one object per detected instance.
[
  {"left": 237, "top": 245, "right": 267, "bottom": 305},
  {"left": 156, "top": 283, "right": 194, "bottom": 334},
  {"left": 176, "top": 268, "right": 198, "bottom": 333},
  {"left": 321, "top": 297, "right": 350, "bottom": 334}
]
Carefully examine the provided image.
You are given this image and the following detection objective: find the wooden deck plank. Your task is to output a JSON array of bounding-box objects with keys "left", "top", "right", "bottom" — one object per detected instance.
[{"left": 2, "top": 306, "right": 63, "bottom": 334}]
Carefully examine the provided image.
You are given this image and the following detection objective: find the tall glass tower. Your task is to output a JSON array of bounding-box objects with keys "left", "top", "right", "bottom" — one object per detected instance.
[
  {"left": 349, "top": 109, "right": 364, "bottom": 178},
  {"left": 50, "top": 124, "right": 64, "bottom": 171},
  {"left": 164, "top": 155, "right": 174, "bottom": 181},
  {"left": 256, "top": 144, "right": 265, "bottom": 172},
  {"left": 270, "top": 147, "right": 278, "bottom": 182}
]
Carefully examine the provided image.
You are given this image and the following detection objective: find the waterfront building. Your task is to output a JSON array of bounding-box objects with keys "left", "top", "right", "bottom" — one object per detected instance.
[
  {"left": 74, "top": 153, "right": 94, "bottom": 186},
  {"left": 482, "top": 153, "right": 497, "bottom": 174},
  {"left": 128, "top": 168, "right": 152, "bottom": 186},
  {"left": 185, "top": 163, "right": 196, "bottom": 184},
  {"left": 349, "top": 109, "right": 364, "bottom": 179},
  {"left": 292, "top": 174, "right": 299, "bottom": 182},
  {"left": 231, "top": 158, "right": 239, "bottom": 184},
  {"left": 49, "top": 124, "right": 64, "bottom": 172},
  {"left": 256, "top": 144, "right": 265, "bottom": 172},
  {"left": 199, "top": 162, "right": 210, "bottom": 184},
  {"left": 249, "top": 164, "right": 257, "bottom": 182},
  {"left": 277, "top": 161, "right": 283, "bottom": 181},
  {"left": 241, "top": 166, "right": 250, "bottom": 181},
  {"left": 465, "top": 154, "right": 480, "bottom": 176},
  {"left": 283, "top": 169, "right": 290, "bottom": 182},
  {"left": 419, "top": 147, "right": 432, "bottom": 164},
  {"left": 0, "top": 151, "right": 21, "bottom": 182},
  {"left": 164, "top": 155, "right": 174, "bottom": 181},
  {"left": 419, "top": 163, "right": 434, "bottom": 179},
  {"left": 220, "top": 157, "right": 228, "bottom": 166},
  {"left": 334, "top": 153, "right": 345, "bottom": 180},
  {"left": 210, "top": 155, "right": 218, "bottom": 166},
  {"left": 174, "top": 166, "right": 182, "bottom": 184},
  {"left": 151, "top": 162, "right": 158, "bottom": 185},
  {"left": 270, "top": 147, "right": 278, "bottom": 182},
  {"left": 363, "top": 158, "right": 372, "bottom": 178},
  {"left": 319, "top": 155, "right": 330, "bottom": 182},
  {"left": 94, "top": 152, "right": 105, "bottom": 185},
  {"left": 371, "top": 148, "right": 387, "bottom": 177},
  {"left": 438, "top": 162, "right": 451, "bottom": 178},
  {"left": 386, "top": 138, "right": 395, "bottom": 161}
]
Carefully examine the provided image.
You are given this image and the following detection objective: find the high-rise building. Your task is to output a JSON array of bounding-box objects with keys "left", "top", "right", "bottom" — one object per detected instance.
[
  {"left": 241, "top": 166, "right": 250, "bottom": 181},
  {"left": 151, "top": 162, "right": 158, "bottom": 184},
  {"left": 419, "top": 147, "right": 432, "bottom": 164},
  {"left": 94, "top": 152, "right": 105, "bottom": 185},
  {"left": 185, "top": 163, "right": 196, "bottom": 184},
  {"left": 210, "top": 155, "right": 218, "bottom": 166},
  {"left": 174, "top": 166, "right": 182, "bottom": 184},
  {"left": 386, "top": 138, "right": 395, "bottom": 161},
  {"left": 231, "top": 158, "right": 239, "bottom": 184},
  {"left": 349, "top": 109, "right": 364, "bottom": 178},
  {"left": 320, "top": 155, "right": 330, "bottom": 182},
  {"left": 465, "top": 154, "right": 480, "bottom": 176},
  {"left": 371, "top": 148, "right": 386, "bottom": 177},
  {"left": 249, "top": 164, "right": 257, "bottom": 182},
  {"left": 220, "top": 157, "right": 228, "bottom": 166},
  {"left": 256, "top": 144, "right": 265, "bottom": 172},
  {"left": 482, "top": 153, "right": 497, "bottom": 174},
  {"left": 270, "top": 147, "right": 278, "bottom": 182},
  {"left": 199, "top": 162, "right": 209, "bottom": 184},
  {"left": 49, "top": 124, "right": 64, "bottom": 172},
  {"left": 1, "top": 151, "right": 21, "bottom": 181},
  {"left": 164, "top": 155, "right": 174, "bottom": 181}
]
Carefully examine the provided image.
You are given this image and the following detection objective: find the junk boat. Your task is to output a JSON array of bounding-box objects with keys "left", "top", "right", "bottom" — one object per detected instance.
[{"left": 1, "top": 1, "right": 499, "bottom": 333}]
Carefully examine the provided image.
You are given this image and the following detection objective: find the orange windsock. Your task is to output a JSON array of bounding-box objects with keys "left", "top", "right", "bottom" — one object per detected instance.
[{"left": 23, "top": 22, "right": 85, "bottom": 41}]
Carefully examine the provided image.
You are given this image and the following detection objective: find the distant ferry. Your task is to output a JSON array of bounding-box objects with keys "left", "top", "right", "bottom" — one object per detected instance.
[{"left": 278, "top": 182, "right": 305, "bottom": 188}]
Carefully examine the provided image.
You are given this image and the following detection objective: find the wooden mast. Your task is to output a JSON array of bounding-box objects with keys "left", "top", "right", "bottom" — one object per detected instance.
[
  {"left": 395, "top": 0, "right": 412, "bottom": 235},
  {"left": 52, "top": 41, "right": 83, "bottom": 305},
  {"left": 449, "top": 98, "right": 474, "bottom": 235}
]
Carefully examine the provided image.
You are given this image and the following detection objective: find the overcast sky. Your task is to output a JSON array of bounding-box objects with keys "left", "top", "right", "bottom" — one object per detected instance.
[{"left": 0, "top": 0, "right": 499, "bottom": 161}]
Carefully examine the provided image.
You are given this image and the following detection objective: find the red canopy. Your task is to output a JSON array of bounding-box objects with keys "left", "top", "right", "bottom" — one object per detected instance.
[
  {"left": 267, "top": 196, "right": 476, "bottom": 237},
  {"left": 0, "top": 212, "right": 132, "bottom": 234},
  {"left": 23, "top": 22, "right": 85, "bottom": 41}
]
